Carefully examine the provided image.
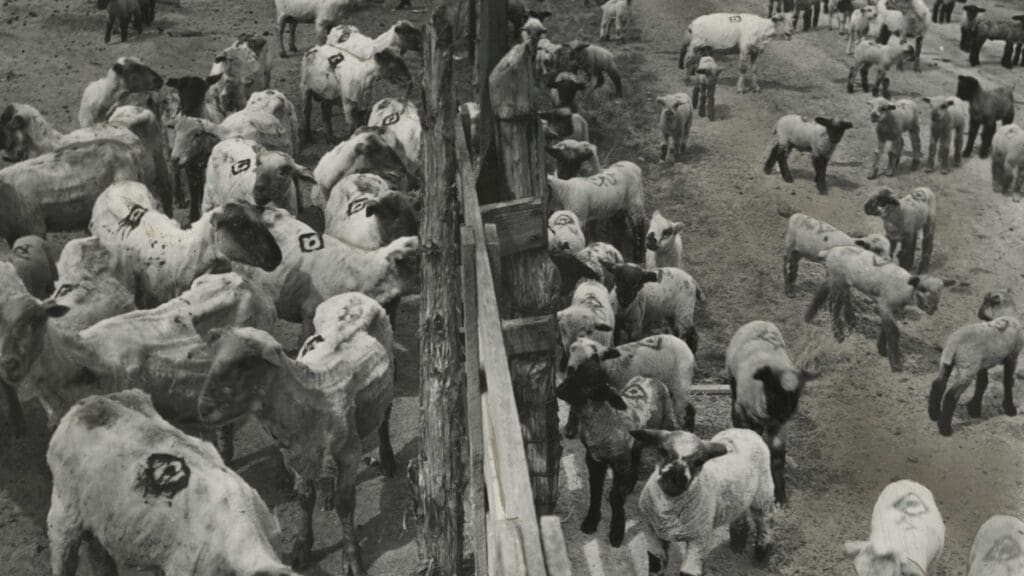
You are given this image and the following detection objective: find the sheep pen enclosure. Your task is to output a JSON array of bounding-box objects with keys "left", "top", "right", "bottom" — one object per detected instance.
[{"left": 3, "top": 0, "right": 1024, "bottom": 573}]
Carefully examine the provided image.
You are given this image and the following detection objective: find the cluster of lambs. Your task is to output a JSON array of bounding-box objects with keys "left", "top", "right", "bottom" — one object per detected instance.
[{"left": 0, "top": 5, "right": 426, "bottom": 572}]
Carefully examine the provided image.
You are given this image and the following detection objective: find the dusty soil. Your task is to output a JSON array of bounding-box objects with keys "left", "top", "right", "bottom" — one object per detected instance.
[{"left": 2, "top": 0, "right": 1024, "bottom": 574}]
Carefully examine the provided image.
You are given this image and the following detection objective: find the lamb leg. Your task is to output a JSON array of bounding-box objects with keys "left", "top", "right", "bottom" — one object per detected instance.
[
  {"left": 898, "top": 232, "right": 916, "bottom": 270},
  {"left": 979, "top": 121, "right": 997, "bottom": 159},
  {"left": 768, "top": 434, "right": 787, "bottom": 504},
  {"left": 925, "top": 134, "right": 938, "bottom": 172},
  {"left": 1003, "top": 358, "right": 1018, "bottom": 416},
  {"left": 919, "top": 229, "right": 933, "bottom": 273},
  {"left": 964, "top": 119, "right": 980, "bottom": 157},
  {"left": 377, "top": 403, "right": 396, "bottom": 477},
  {"left": 966, "top": 369, "right": 988, "bottom": 417},
  {"left": 2, "top": 380, "right": 25, "bottom": 437},
  {"left": 46, "top": 493, "right": 83, "bottom": 576},
  {"left": 608, "top": 460, "right": 636, "bottom": 547},
  {"left": 581, "top": 452, "right": 608, "bottom": 534},
  {"left": 928, "top": 363, "right": 952, "bottom": 421},
  {"left": 939, "top": 374, "right": 971, "bottom": 435},
  {"left": 777, "top": 147, "right": 794, "bottom": 182},
  {"left": 887, "top": 137, "right": 903, "bottom": 176},
  {"left": 885, "top": 320, "right": 903, "bottom": 372},
  {"left": 763, "top": 145, "right": 780, "bottom": 174},
  {"left": 729, "top": 516, "right": 750, "bottom": 552}
]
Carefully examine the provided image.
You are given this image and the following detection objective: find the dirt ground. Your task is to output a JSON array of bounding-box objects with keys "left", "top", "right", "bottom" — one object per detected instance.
[{"left": 2, "top": 0, "right": 1024, "bottom": 574}]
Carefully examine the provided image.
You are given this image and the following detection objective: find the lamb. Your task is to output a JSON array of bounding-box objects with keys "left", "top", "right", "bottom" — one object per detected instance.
[
  {"left": 867, "top": 97, "right": 922, "bottom": 179},
  {"left": 245, "top": 89, "right": 301, "bottom": 156},
  {"left": 863, "top": 186, "right": 936, "bottom": 272},
  {"left": 545, "top": 139, "right": 601, "bottom": 178},
  {"left": 960, "top": 5, "right": 984, "bottom": 52},
  {"left": 805, "top": 245, "right": 955, "bottom": 371},
  {"left": 957, "top": 75, "right": 1015, "bottom": 159},
  {"left": 519, "top": 13, "right": 550, "bottom": 46},
  {"left": 368, "top": 97, "right": 422, "bottom": 182},
  {"left": 927, "top": 312, "right": 1021, "bottom": 436},
  {"left": 783, "top": 212, "right": 891, "bottom": 297},
  {"left": 886, "top": 0, "right": 931, "bottom": 72},
  {"left": 631, "top": 428, "right": 775, "bottom": 575},
  {"left": 846, "top": 39, "right": 917, "bottom": 99},
  {"left": 558, "top": 280, "right": 616, "bottom": 362},
  {"left": 323, "top": 173, "right": 418, "bottom": 250},
  {"left": 678, "top": 13, "right": 794, "bottom": 94},
  {"left": 311, "top": 127, "right": 412, "bottom": 200},
  {"left": 540, "top": 107, "right": 590, "bottom": 143},
  {"left": 968, "top": 515, "right": 1024, "bottom": 575},
  {"left": 644, "top": 210, "right": 684, "bottom": 269},
  {"left": 78, "top": 57, "right": 164, "bottom": 128},
  {"left": 600, "top": 0, "right": 631, "bottom": 42},
  {"left": 548, "top": 72, "right": 589, "bottom": 112},
  {"left": 5, "top": 235, "right": 57, "bottom": 299},
  {"left": 555, "top": 374, "right": 677, "bottom": 547},
  {"left": 978, "top": 289, "right": 1017, "bottom": 322},
  {"left": 764, "top": 115, "right": 854, "bottom": 194},
  {"left": 548, "top": 210, "right": 586, "bottom": 253},
  {"left": 300, "top": 46, "right": 412, "bottom": 142},
  {"left": 921, "top": 95, "right": 969, "bottom": 173},
  {"left": 846, "top": 5, "right": 879, "bottom": 54},
  {"left": 206, "top": 42, "right": 268, "bottom": 122},
  {"left": 275, "top": 0, "right": 368, "bottom": 57},
  {"left": 966, "top": 13, "right": 1024, "bottom": 68},
  {"left": 691, "top": 55, "right": 720, "bottom": 121},
  {"left": 97, "top": 0, "right": 143, "bottom": 44},
  {"left": 726, "top": 320, "right": 815, "bottom": 504},
  {"left": 547, "top": 161, "right": 645, "bottom": 256},
  {"left": 46, "top": 389, "right": 296, "bottom": 576},
  {"left": 198, "top": 293, "right": 395, "bottom": 571},
  {"left": 89, "top": 181, "right": 282, "bottom": 307},
  {"left": 170, "top": 108, "right": 294, "bottom": 171},
  {"left": 328, "top": 20, "right": 423, "bottom": 57},
  {"left": 844, "top": 480, "right": 945, "bottom": 576},
  {"left": 606, "top": 263, "right": 704, "bottom": 353},
  {"left": 991, "top": 122, "right": 1024, "bottom": 199},
  {"left": 549, "top": 241, "right": 624, "bottom": 295},
  {"left": 203, "top": 137, "right": 314, "bottom": 215},
  {"left": 656, "top": 93, "right": 693, "bottom": 162}
]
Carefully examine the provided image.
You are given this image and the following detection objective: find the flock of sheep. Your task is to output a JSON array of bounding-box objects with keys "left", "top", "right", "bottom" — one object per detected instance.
[{"left": 0, "top": 0, "right": 1022, "bottom": 574}]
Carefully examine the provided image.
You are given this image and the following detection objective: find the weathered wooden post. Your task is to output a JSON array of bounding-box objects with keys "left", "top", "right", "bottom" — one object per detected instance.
[{"left": 416, "top": 6, "right": 466, "bottom": 575}]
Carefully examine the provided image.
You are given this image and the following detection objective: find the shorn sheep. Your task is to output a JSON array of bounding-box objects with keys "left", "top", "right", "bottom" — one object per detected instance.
[
  {"left": 783, "top": 213, "right": 891, "bottom": 297},
  {"left": 764, "top": 115, "right": 854, "bottom": 194},
  {"left": 202, "top": 137, "right": 313, "bottom": 217},
  {"left": 78, "top": 57, "right": 164, "bottom": 128},
  {"left": 846, "top": 39, "right": 917, "bottom": 99},
  {"left": 922, "top": 95, "right": 969, "bottom": 173},
  {"left": 691, "top": 55, "right": 720, "bottom": 121},
  {"left": 957, "top": 75, "right": 1015, "bottom": 159},
  {"left": 678, "top": 13, "right": 794, "bottom": 94},
  {"left": 631, "top": 428, "right": 775, "bottom": 576},
  {"left": 656, "top": 93, "right": 693, "bottom": 162},
  {"left": 844, "top": 480, "right": 945, "bottom": 576},
  {"left": 867, "top": 97, "right": 922, "bottom": 179},
  {"left": 968, "top": 515, "right": 1024, "bottom": 575},
  {"left": 547, "top": 161, "right": 645, "bottom": 257},
  {"left": 7, "top": 235, "right": 57, "bottom": 299},
  {"left": 726, "top": 320, "right": 816, "bottom": 504},
  {"left": 863, "top": 186, "right": 936, "bottom": 273},
  {"left": 991, "top": 122, "right": 1024, "bottom": 199}
]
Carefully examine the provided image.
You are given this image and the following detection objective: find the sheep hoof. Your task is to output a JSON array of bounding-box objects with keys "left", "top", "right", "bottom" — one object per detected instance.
[
  {"left": 1005, "top": 402, "right": 1018, "bottom": 417},
  {"left": 609, "top": 527, "right": 625, "bottom": 547},
  {"left": 782, "top": 175, "right": 794, "bottom": 183},
  {"left": 866, "top": 172, "right": 878, "bottom": 180},
  {"left": 754, "top": 543, "right": 774, "bottom": 564},
  {"left": 280, "top": 50, "right": 289, "bottom": 58},
  {"left": 581, "top": 514, "right": 600, "bottom": 534},
  {"left": 938, "top": 423, "right": 953, "bottom": 437},
  {"left": 967, "top": 402, "right": 983, "bottom": 418}
]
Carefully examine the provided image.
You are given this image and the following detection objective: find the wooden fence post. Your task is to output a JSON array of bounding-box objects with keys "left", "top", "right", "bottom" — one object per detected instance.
[{"left": 416, "top": 6, "right": 466, "bottom": 575}]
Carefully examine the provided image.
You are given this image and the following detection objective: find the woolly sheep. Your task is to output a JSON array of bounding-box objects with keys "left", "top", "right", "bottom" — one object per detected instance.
[
  {"left": 921, "top": 95, "right": 969, "bottom": 173},
  {"left": 844, "top": 480, "right": 945, "bottom": 576},
  {"left": 644, "top": 210, "right": 684, "bottom": 269},
  {"left": 726, "top": 320, "right": 815, "bottom": 504},
  {"left": 656, "top": 93, "right": 693, "bottom": 162},
  {"left": 885, "top": 0, "right": 931, "bottom": 72},
  {"left": 7, "top": 235, "right": 57, "bottom": 299},
  {"left": 545, "top": 139, "right": 601, "bottom": 178},
  {"left": 203, "top": 137, "right": 314, "bottom": 215},
  {"left": 764, "top": 115, "right": 854, "bottom": 194},
  {"left": 548, "top": 210, "right": 586, "bottom": 253},
  {"left": 991, "top": 123, "right": 1024, "bottom": 199},
  {"left": 548, "top": 71, "right": 589, "bottom": 111},
  {"left": 960, "top": 5, "right": 984, "bottom": 52},
  {"left": 557, "top": 375, "right": 676, "bottom": 547},
  {"left": 847, "top": 39, "right": 917, "bottom": 99},
  {"left": 600, "top": 0, "right": 631, "bottom": 42},
  {"left": 78, "top": 57, "right": 164, "bottom": 128},
  {"left": 691, "top": 55, "right": 719, "bottom": 121},
  {"left": 867, "top": 97, "right": 922, "bottom": 179},
  {"left": 607, "top": 263, "right": 704, "bottom": 352},
  {"left": 847, "top": 5, "right": 879, "bottom": 54},
  {"left": 547, "top": 161, "right": 645, "bottom": 255},
  {"left": 968, "top": 515, "right": 1024, "bottom": 575},
  {"left": 678, "top": 13, "right": 794, "bottom": 94},
  {"left": 368, "top": 97, "right": 422, "bottom": 182},
  {"left": 863, "top": 186, "right": 936, "bottom": 272},
  {"left": 46, "top": 390, "right": 295, "bottom": 576},
  {"left": 631, "top": 428, "right": 775, "bottom": 575},
  {"left": 783, "top": 213, "right": 891, "bottom": 297},
  {"left": 328, "top": 20, "right": 423, "bottom": 57},
  {"left": 275, "top": 0, "right": 368, "bottom": 57},
  {"left": 957, "top": 75, "right": 1015, "bottom": 159}
]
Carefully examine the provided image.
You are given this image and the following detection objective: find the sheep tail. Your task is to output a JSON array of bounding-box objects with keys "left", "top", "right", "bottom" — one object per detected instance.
[{"left": 805, "top": 282, "right": 831, "bottom": 322}]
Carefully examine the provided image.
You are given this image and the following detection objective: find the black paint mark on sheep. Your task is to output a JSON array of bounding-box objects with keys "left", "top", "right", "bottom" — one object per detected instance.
[
  {"left": 11, "top": 245, "right": 29, "bottom": 258},
  {"left": 347, "top": 197, "right": 369, "bottom": 216},
  {"left": 728, "top": 15, "right": 742, "bottom": 22},
  {"left": 53, "top": 284, "right": 77, "bottom": 299},
  {"left": 984, "top": 536, "right": 1022, "bottom": 562},
  {"left": 635, "top": 336, "right": 662, "bottom": 350},
  {"left": 231, "top": 158, "right": 251, "bottom": 175},
  {"left": 380, "top": 112, "right": 400, "bottom": 127},
  {"left": 328, "top": 53, "right": 345, "bottom": 67},
  {"left": 552, "top": 214, "right": 575, "bottom": 226},
  {"left": 298, "top": 232, "right": 325, "bottom": 253},
  {"left": 299, "top": 334, "right": 324, "bottom": 357},
  {"left": 135, "top": 454, "right": 190, "bottom": 500},
  {"left": 588, "top": 173, "right": 618, "bottom": 187},
  {"left": 116, "top": 205, "right": 148, "bottom": 238},
  {"left": 893, "top": 493, "right": 928, "bottom": 519}
]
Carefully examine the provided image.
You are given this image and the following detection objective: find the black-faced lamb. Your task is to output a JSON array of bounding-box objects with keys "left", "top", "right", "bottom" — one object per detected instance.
[
  {"left": 678, "top": 13, "right": 794, "bottom": 94},
  {"left": 847, "top": 39, "right": 917, "bottom": 99},
  {"left": 97, "top": 0, "right": 144, "bottom": 44},
  {"left": 549, "top": 241, "right": 624, "bottom": 296},
  {"left": 548, "top": 210, "right": 586, "bottom": 253},
  {"left": 846, "top": 5, "right": 879, "bottom": 54},
  {"left": 656, "top": 93, "right": 693, "bottom": 163},
  {"left": 47, "top": 390, "right": 296, "bottom": 576},
  {"left": 966, "top": 13, "right": 1024, "bottom": 68},
  {"left": 165, "top": 75, "right": 221, "bottom": 120},
  {"left": 548, "top": 72, "right": 589, "bottom": 112},
  {"left": 328, "top": 20, "right": 423, "bottom": 57},
  {"left": 968, "top": 515, "right": 1024, "bottom": 575},
  {"left": 844, "top": 480, "right": 945, "bottom": 576},
  {"left": 867, "top": 97, "right": 922, "bottom": 179},
  {"left": 540, "top": 107, "right": 590, "bottom": 143},
  {"left": 78, "top": 57, "right": 164, "bottom": 128},
  {"left": 547, "top": 161, "right": 645, "bottom": 257},
  {"left": 606, "top": 263, "right": 704, "bottom": 352},
  {"left": 863, "top": 186, "right": 936, "bottom": 272},
  {"left": 6, "top": 235, "right": 57, "bottom": 299},
  {"left": 957, "top": 75, "right": 1015, "bottom": 159},
  {"left": 922, "top": 95, "right": 969, "bottom": 173},
  {"left": 631, "top": 428, "right": 775, "bottom": 575},
  {"left": 960, "top": 5, "right": 984, "bottom": 51},
  {"left": 206, "top": 41, "right": 271, "bottom": 121},
  {"left": 978, "top": 289, "right": 1017, "bottom": 322},
  {"left": 783, "top": 212, "right": 891, "bottom": 297},
  {"left": 691, "top": 55, "right": 720, "bottom": 121},
  {"left": 545, "top": 139, "right": 601, "bottom": 178},
  {"left": 600, "top": 0, "right": 630, "bottom": 41},
  {"left": 726, "top": 320, "right": 815, "bottom": 504},
  {"left": 645, "top": 210, "right": 684, "bottom": 269},
  {"left": 275, "top": 0, "right": 368, "bottom": 57},
  {"left": 764, "top": 114, "right": 854, "bottom": 194},
  {"left": 991, "top": 122, "right": 1024, "bottom": 199}
]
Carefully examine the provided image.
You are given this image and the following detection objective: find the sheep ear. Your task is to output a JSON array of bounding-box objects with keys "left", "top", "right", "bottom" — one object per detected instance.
[
  {"left": 672, "top": 222, "right": 684, "bottom": 233},
  {"left": 601, "top": 348, "right": 622, "bottom": 360},
  {"left": 696, "top": 441, "right": 728, "bottom": 465},
  {"left": 112, "top": 62, "right": 125, "bottom": 75},
  {"left": 943, "top": 278, "right": 957, "bottom": 287},
  {"left": 261, "top": 338, "right": 286, "bottom": 367},
  {"left": 642, "top": 271, "right": 659, "bottom": 283},
  {"left": 41, "top": 299, "right": 70, "bottom": 318},
  {"left": 814, "top": 116, "right": 831, "bottom": 127},
  {"left": 907, "top": 276, "right": 921, "bottom": 287},
  {"left": 843, "top": 541, "right": 868, "bottom": 558},
  {"left": 594, "top": 323, "right": 613, "bottom": 332},
  {"left": 206, "top": 74, "right": 223, "bottom": 86},
  {"left": 629, "top": 429, "right": 669, "bottom": 445},
  {"left": 603, "top": 386, "right": 628, "bottom": 410},
  {"left": 293, "top": 163, "right": 316, "bottom": 183},
  {"left": 799, "top": 369, "right": 819, "bottom": 384}
]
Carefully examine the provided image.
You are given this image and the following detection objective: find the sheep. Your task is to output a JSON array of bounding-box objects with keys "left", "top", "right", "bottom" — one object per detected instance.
[
  {"left": 927, "top": 313, "right": 1022, "bottom": 436},
  {"left": 764, "top": 115, "right": 854, "bottom": 194},
  {"left": 311, "top": 127, "right": 413, "bottom": 201},
  {"left": 844, "top": 480, "right": 945, "bottom": 576},
  {"left": 51, "top": 237, "right": 136, "bottom": 332},
  {"left": 960, "top": 5, "right": 985, "bottom": 52},
  {"left": 548, "top": 210, "right": 586, "bottom": 253},
  {"left": 978, "top": 289, "right": 1017, "bottom": 322},
  {"left": 328, "top": 20, "right": 423, "bottom": 57},
  {"left": 0, "top": 104, "right": 69, "bottom": 161},
  {"left": 606, "top": 263, "right": 704, "bottom": 352},
  {"left": 97, "top": 0, "right": 143, "bottom": 44},
  {"left": 558, "top": 280, "right": 616, "bottom": 362},
  {"left": 519, "top": 13, "right": 550, "bottom": 46},
  {"left": 991, "top": 123, "right": 1024, "bottom": 199},
  {"left": 863, "top": 186, "right": 936, "bottom": 272},
  {"left": 726, "top": 320, "right": 815, "bottom": 504},
  {"left": 368, "top": 97, "right": 422, "bottom": 182},
  {"left": 275, "top": 0, "right": 368, "bottom": 57},
  {"left": 203, "top": 138, "right": 313, "bottom": 216},
  {"left": 556, "top": 375, "right": 677, "bottom": 547},
  {"left": 805, "top": 245, "right": 955, "bottom": 371},
  {"left": 170, "top": 108, "right": 294, "bottom": 173},
  {"left": 783, "top": 212, "right": 891, "bottom": 297},
  {"left": 847, "top": 39, "right": 917, "bottom": 99},
  {"left": 966, "top": 13, "right": 1024, "bottom": 68},
  {"left": 867, "top": 97, "right": 922, "bottom": 179},
  {"left": 871, "top": 0, "right": 906, "bottom": 43},
  {"left": 644, "top": 210, "right": 684, "bottom": 270},
  {"left": 198, "top": 294, "right": 395, "bottom": 571},
  {"left": 846, "top": 5, "right": 879, "bottom": 54},
  {"left": 690, "top": 55, "right": 719, "bottom": 121},
  {"left": 547, "top": 161, "right": 645, "bottom": 257},
  {"left": 206, "top": 43, "right": 266, "bottom": 122},
  {"left": 600, "top": 0, "right": 631, "bottom": 42},
  {"left": 245, "top": 89, "right": 301, "bottom": 156},
  {"left": 0, "top": 262, "right": 32, "bottom": 435},
  {"left": 957, "top": 75, "right": 1015, "bottom": 159},
  {"left": 678, "top": 13, "right": 794, "bottom": 94},
  {"left": 656, "top": 93, "right": 693, "bottom": 162},
  {"left": 46, "top": 389, "right": 296, "bottom": 576},
  {"left": 78, "top": 57, "right": 164, "bottom": 128},
  {"left": 886, "top": 0, "right": 931, "bottom": 72},
  {"left": 7, "top": 235, "right": 57, "bottom": 299},
  {"left": 323, "top": 173, "right": 418, "bottom": 250},
  {"left": 300, "top": 46, "right": 412, "bottom": 142},
  {"left": 166, "top": 76, "right": 221, "bottom": 120},
  {"left": 548, "top": 72, "right": 589, "bottom": 112},
  {"left": 549, "top": 241, "right": 624, "bottom": 295},
  {"left": 545, "top": 139, "right": 601, "bottom": 178},
  {"left": 931, "top": 0, "right": 954, "bottom": 24},
  {"left": 631, "top": 428, "right": 775, "bottom": 576},
  {"left": 968, "top": 515, "right": 1024, "bottom": 575},
  {"left": 921, "top": 95, "right": 969, "bottom": 173},
  {"left": 540, "top": 107, "right": 590, "bottom": 143},
  {"left": 89, "top": 181, "right": 282, "bottom": 307}
]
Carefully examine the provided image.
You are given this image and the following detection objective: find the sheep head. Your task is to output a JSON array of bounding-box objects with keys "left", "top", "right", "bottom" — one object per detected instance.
[
  {"left": 170, "top": 116, "right": 221, "bottom": 168},
  {"left": 0, "top": 295, "right": 68, "bottom": 383},
  {"left": 373, "top": 49, "right": 413, "bottom": 87},
  {"left": 393, "top": 21, "right": 424, "bottom": 53},
  {"left": 843, "top": 542, "right": 927, "bottom": 576},
  {"left": 629, "top": 429, "right": 728, "bottom": 497},
  {"left": 908, "top": 275, "right": 956, "bottom": 315},
  {"left": 557, "top": 306, "right": 613, "bottom": 367},
  {"left": 252, "top": 152, "right": 314, "bottom": 210},
  {"left": 770, "top": 12, "right": 795, "bottom": 40},
  {"left": 863, "top": 187, "right": 900, "bottom": 215},
  {"left": 547, "top": 210, "right": 585, "bottom": 253},
  {"left": 556, "top": 338, "right": 624, "bottom": 408},
  {"left": 921, "top": 96, "right": 956, "bottom": 122},
  {"left": 209, "top": 203, "right": 283, "bottom": 272},
  {"left": 167, "top": 76, "right": 219, "bottom": 118},
  {"left": 814, "top": 116, "right": 854, "bottom": 144},
  {"left": 199, "top": 327, "right": 283, "bottom": 426},
  {"left": 366, "top": 191, "right": 419, "bottom": 243},
  {"left": 853, "top": 234, "right": 892, "bottom": 258},
  {"left": 549, "top": 249, "right": 603, "bottom": 296},
  {"left": 978, "top": 290, "right": 1017, "bottom": 321},
  {"left": 868, "top": 98, "right": 897, "bottom": 123},
  {"left": 349, "top": 128, "right": 411, "bottom": 190},
  {"left": 0, "top": 104, "right": 34, "bottom": 162},
  {"left": 606, "top": 263, "right": 659, "bottom": 310},
  {"left": 955, "top": 75, "right": 981, "bottom": 102},
  {"left": 895, "top": 39, "right": 917, "bottom": 62},
  {"left": 961, "top": 5, "right": 985, "bottom": 20},
  {"left": 113, "top": 57, "right": 164, "bottom": 93},
  {"left": 645, "top": 210, "right": 683, "bottom": 252},
  {"left": 545, "top": 139, "right": 597, "bottom": 178}
]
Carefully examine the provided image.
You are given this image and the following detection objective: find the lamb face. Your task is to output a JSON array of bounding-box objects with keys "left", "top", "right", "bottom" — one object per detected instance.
[
  {"left": 199, "top": 327, "right": 277, "bottom": 426},
  {"left": 0, "top": 296, "right": 68, "bottom": 383},
  {"left": 114, "top": 57, "right": 164, "bottom": 93},
  {"left": 609, "top": 262, "right": 659, "bottom": 309},
  {"left": 863, "top": 187, "right": 900, "bottom": 215},
  {"left": 628, "top": 429, "right": 727, "bottom": 497},
  {"left": 0, "top": 104, "right": 37, "bottom": 162},
  {"left": 771, "top": 12, "right": 796, "bottom": 39},
  {"left": 978, "top": 290, "right": 1017, "bottom": 320},
  {"left": 170, "top": 116, "right": 219, "bottom": 167},
  {"left": 817, "top": 116, "right": 854, "bottom": 144},
  {"left": 852, "top": 234, "right": 892, "bottom": 257},
  {"left": 555, "top": 351, "right": 624, "bottom": 410},
  {"left": 909, "top": 275, "right": 956, "bottom": 315},
  {"left": 645, "top": 210, "right": 683, "bottom": 252},
  {"left": 251, "top": 151, "right": 314, "bottom": 207},
  {"left": 869, "top": 98, "right": 897, "bottom": 123}
]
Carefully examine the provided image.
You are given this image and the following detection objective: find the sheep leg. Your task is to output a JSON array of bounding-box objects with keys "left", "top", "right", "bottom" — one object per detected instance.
[
  {"left": 748, "top": 48, "right": 762, "bottom": 93},
  {"left": 909, "top": 126, "right": 922, "bottom": 170},
  {"left": 897, "top": 232, "right": 916, "bottom": 270},
  {"left": 564, "top": 406, "right": 580, "bottom": 438},
  {"left": 979, "top": 121, "right": 997, "bottom": 159},
  {"left": 660, "top": 134, "right": 669, "bottom": 162},
  {"left": 1003, "top": 357, "right": 1018, "bottom": 416},
  {"left": 186, "top": 163, "right": 204, "bottom": 222},
  {"left": 104, "top": 15, "right": 114, "bottom": 43},
  {"left": 992, "top": 152, "right": 1009, "bottom": 193},
  {"left": 969, "top": 38, "right": 984, "bottom": 66},
  {"left": 784, "top": 251, "right": 800, "bottom": 297},
  {"left": 914, "top": 36, "right": 923, "bottom": 72},
  {"left": 278, "top": 18, "right": 289, "bottom": 57},
  {"left": 752, "top": 502, "right": 775, "bottom": 563},
  {"left": 925, "top": 134, "right": 938, "bottom": 172},
  {"left": 321, "top": 100, "right": 336, "bottom": 143},
  {"left": 333, "top": 447, "right": 366, "bottom": 576},
  {"left": 879, "top": 75, "right": 891, "bottom": 101},
  {"left": 884, "top": 319, "right": 903, "bottom": 372},
  {"left": 738, "top": 50, "right": 750, "bottom": 94},
  {"left": 966, "top": 369, "right": 988, "bottom": 417},
  {"left": 643, "top": 524, "right": 670, "bottom": 575},
  {"left": 768, "top": 433, "right": 787, "bottom": 504},
  {"left": 928, "top": 362, "right": 952, "bottom": 420},
  {"left": 829, "top": 283, "right": 850, "bottom": 341},
  {"left": 1001, "top": 42, "right": 1015, "bottom": 69},
  {"left": 286, "top": 478, "right": 317, "bottom": 569},
  {"left": 859, "top": 64, "right": 871, "bottom": 93},
  {"left": 804, "top": 281, "right": 831, "bottom": 324},
  {"left": 812, "top": 0, "right": 821, "bottom": 28},
  {"left": 729, "top": 516, "right": 750, "bottom": 552},
  {"left": 887, "top": 137, "right": 903, "bottom": 177},
  {"left": 777, "top": 146, "right": 794, "bottom": 183},
  {"left": 377, "top": 403, "right": 396, "bottom": 477},
  {"left": 867, "top": 141, "right": 883, "bottom": 179},
  {"left": 938, "top": 370, "right": 972, "bottom": 436},
  {"left": 693, "top": 83, "right": 704, "bottom": 117},
  {"left": 581, "top": 452, "right": 608, "bottom": 534},
  {"left": 302, "top": 90, "right": 314, "bottom": 143},
  {"left": 684, "top": 403, "right": 696, "bottom": 432},
  {"left": 763, "top": 144, "right": 780, "bottom": 175},
  {"left": 846, "top": 65, "right": 857, "bottom": 93},
  {"left": 2, "top": 380, "right": 25, "bottom": 438},
  {"left": 83, "top": 533, "right": 118, "bottom": 576},
  {"left": 953, "top": 127, "right": 964, "bottom": 167},
  {"left": 813, "top": 156, "right": 829, "bottom": 194},
  {"left": 931, "top": 0, "right": 940, "bottom": 22},
  {"left": 289, "top": 20, "right": 299, "bottom": 54},
  {"left": 919, "top": 229, "right": 934, "bottom": 273},
  {"left": 706, "top": 81, "right": 716, "bottom": 121},
  {"left": 607, "top": 460, "right": 635, "bottom": 547},
  {"left": 964, "top": 118, "right": 980, "bottom": 158},
  {"left": 119, "top": 16, "right": 129, "bottom": 43},
  {"left": 47, "top": 491, "right": 83, "bottom": 576}
]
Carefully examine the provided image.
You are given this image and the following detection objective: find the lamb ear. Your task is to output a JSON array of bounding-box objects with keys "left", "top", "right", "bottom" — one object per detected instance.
[
  {"left": 601, "top": 348, "right": 622, "bottom": 360},
  {"left": 594, "top": 323, "right": 613, "bottom": 332},
  {"left": 293, "top": 163, "right": 316, "bottom": 183},
  {"left": 629, "top": 429, "right": 670, "bottom": 445},
  {"left": 843, "top": 541, "right": 868, "bottom": 558},
  {"left": 672, "top": 222, "right": 685, "bottom": 233},
  {"left": 908, "top": 276, "right": 921, "bottom": 287},
  {"left": 603, "top": 386, "right": 628, "bottom": 410},
  {"left": 696, "top": 441, "right": 728, "bottom": 464},
  {"left": 206, "top": 74, "right": 223, "bottom": 86},
  {"left": 814, "top": 116, "right": 831, "bottom": 127}
]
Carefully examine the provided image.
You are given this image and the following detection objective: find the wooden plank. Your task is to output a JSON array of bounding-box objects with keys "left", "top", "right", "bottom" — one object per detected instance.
[
  {"left": 495, "top": 519, "right": 528, "bottom": 576},
  {"left": 539, "top": 516, "right": 572, "bottom": 576},
  {"left": 487, "top": 511, "right": 500, "bottom": 576},
  {"left": 480, "top": 197, "right": 547, "bottom": 256},
  {"left": 461, "top": 227, "right": 487, "bottom": 576},
  {"left": 692, "top": 384, "right": 732, "bottom": 395},
  {"left": 484, "top": 223, "right": 502, "bottom": 293},
  {"left": 502, "top": 315, "right": 558, "bottom": 357}
]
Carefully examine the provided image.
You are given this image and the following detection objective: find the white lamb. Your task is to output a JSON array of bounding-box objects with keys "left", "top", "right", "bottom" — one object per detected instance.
[
  {"left": 558, "top": 279, "right": 615, "bottom": 358},
  {"left": 847, "top": 39, "right": 917, "bottom": 100},
  {"left": 548, "top": 210, "right": 586, "bottom": 253},
  {"left": 657, "top": 93, "right": 693, "bottom": 163},
  {"left": 203, "top": 137, "right": 314, "bottom": 215},
  {"left": 645, "top": 210, "right": 684, "bottom": 269},
  {"left": 368, "top": 97, "right": 422, "bottom": 181},
  {"left": 328, "top": 20, "right": 422, "bottom": 57},
  {"left": 844, "top": 479, "right": 945, "bottom": 576},
  {"left": 547, "top": 161, "right": 645, "bottom": 256},
  {"left": 847, "top": 5, "right": 879, "bottom": 54},
  {"left": 991, "top": 123, "right": 1024, "bottom": 199},
  {"left": 600, "top": 0, "right": 631, "bottom": 41},
  {"left": 921, "top": 95, "right": 969, "bottom": 173},
  {"left": 867, "top": 97, "right": 922, "bottom": 179},
  {"left": 632, "top": 428, "right": 775, "bottom": 576},
  {"left": 968, "top": 515, "right": 1024, "bottom": 576},
  {"left": 78, "top": 57, "right": 164, "bottom": 128},
  {"left": 783, "top": 213, "right": 890, "bottom": 296},
  {"left": 678, "top": 13, "right": 794, "bottom": 94},
  {"left": 545, "top": 139, "right": 602, "bottom": 178}
]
